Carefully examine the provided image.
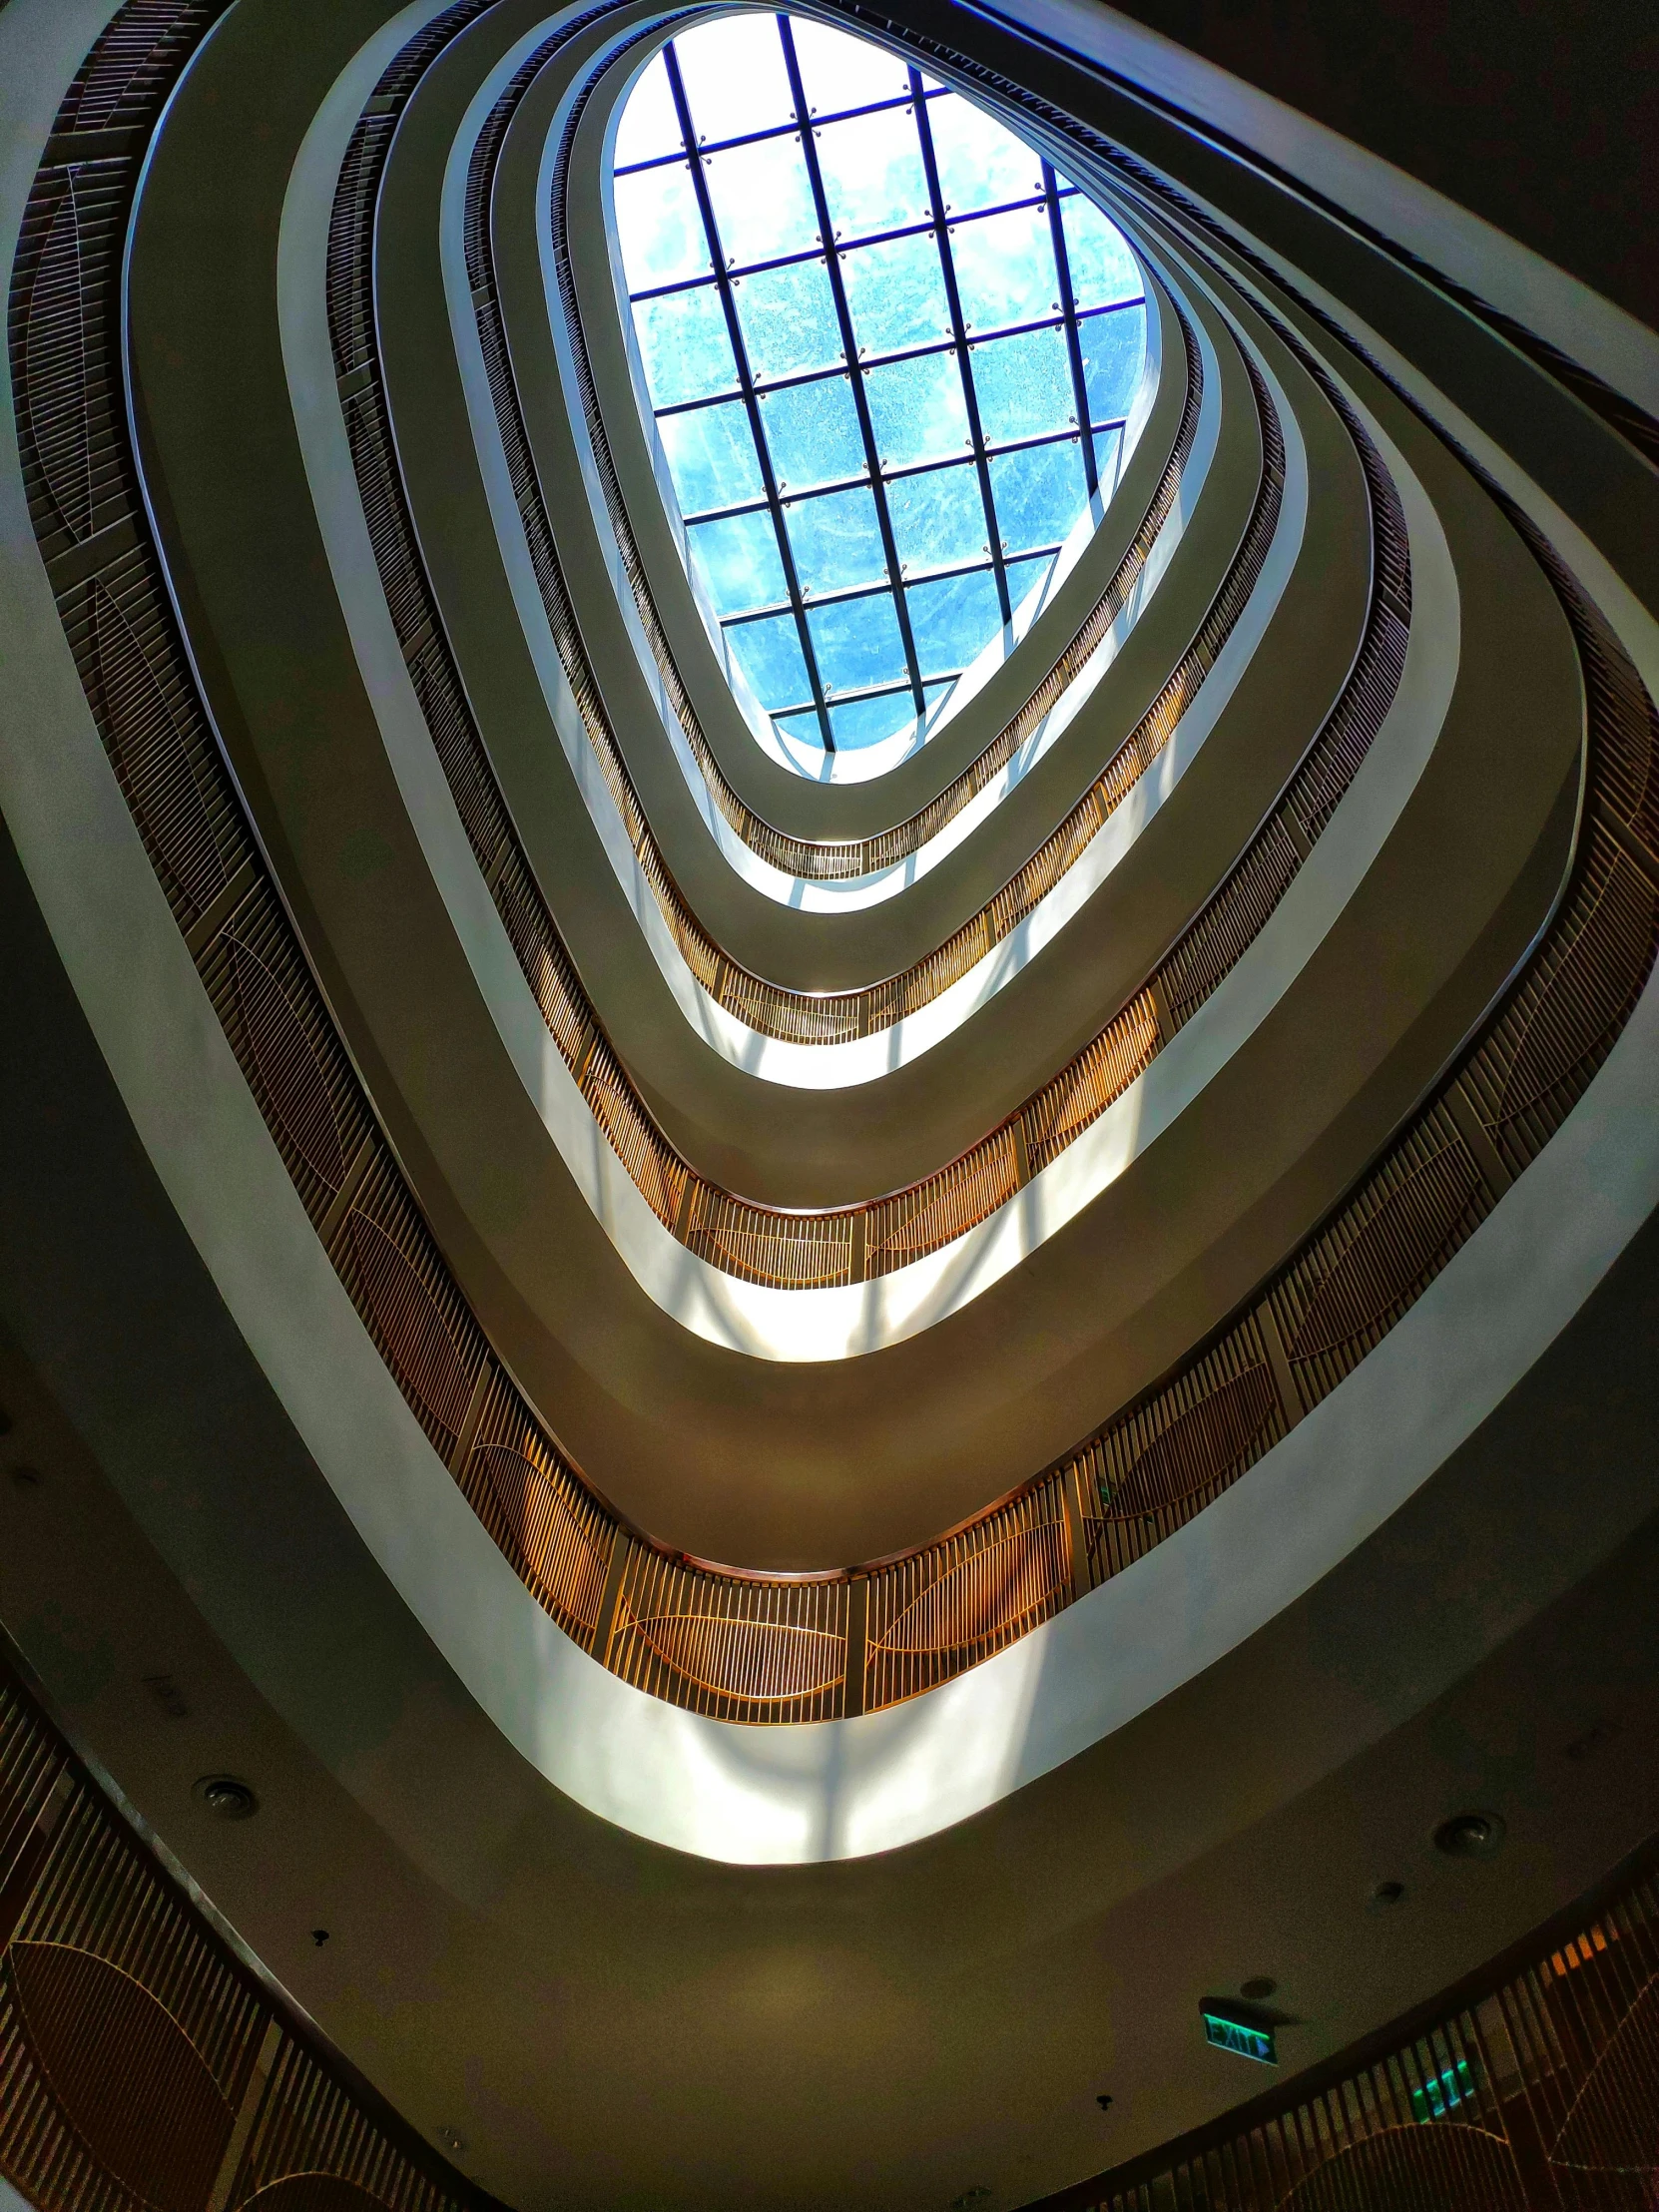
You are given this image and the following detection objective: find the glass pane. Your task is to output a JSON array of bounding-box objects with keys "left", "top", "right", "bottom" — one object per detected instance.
[
  {"left": 687, "top": 511, "right": 787, "bottom": 617},
  {"left": 775, "top": 706, "right": 828, "bottom": 749},
  {"left": 734, "top": 261, "right": 843, "bottom": 382},
  {"left": 1079, "top": 303, "right": 1147, "bottom": 423},
  {"left": 658, "top": 399, "right": 763, "bottom": 516},
  {"left": 905, "top": 567, "right": 1002, "bottom": 676},
  {"left": 886, "top": 461, "right": 988, "bottom": 574},
  {"left": 785, "top": 486, "right": 886, "bottom": 596},
  {"left": 614, "top": 162, "right": 711, "bottom": 292},
  {"left": 1006, "top": 552, "right": 1055, "bottom": 614},
  {"left": 808, "top": 592, "right": 908, "bottom": 694},
  {"left": 1061, "top": 195, "right": 1143, "bottom": 309},
  {"left": 758, "top": 374, "right": 865, "bottom": 491},
  {"left": 840, "top": 234, "right": 951, "bottom": 357},
  {"left": 816, "top": 107, "right": 930, "bottom": 239},
  {"left": 830, "top": 691, "right": 916, "bottom": 749},
  {"left": 634, "top": 285, "right": 737, "bottom": 408},
  {"left": 971, "top": 325, "right": 1074, "bottom": 445},
  {"left": 988, "top": 437, "right": 1086, "bottom": 555},
  {"left": 791, "top": 18, "right": 911, "bottom": 116},
  {"left": 924, "top": 92, "right": 1043, "bottom": 216},
  {"left": 614, "top": 52, "right": 682, "bottom": 170},
  {"left": 674, "top": 17, "right": 796, "bottom": 145},
  {"left": 704, "top": 137, "right": 820, "bottom": 269},
  {"left": 727, "top": 612, "right": 811, "bottom": 710},
  {"left": 950, "top": 203, "right": 1059, "bottom": 332},
  {"left": 864, "top": 351, "right": 969, "bottom": 468},
  {"left": 1093, "top": 424, "right": 1125, "bottom": 495}
]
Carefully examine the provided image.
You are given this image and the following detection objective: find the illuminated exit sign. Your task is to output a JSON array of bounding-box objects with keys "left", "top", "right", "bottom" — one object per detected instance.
[{"left": 1201, "top": 2004, "right": 1278, "bottom": 2065}]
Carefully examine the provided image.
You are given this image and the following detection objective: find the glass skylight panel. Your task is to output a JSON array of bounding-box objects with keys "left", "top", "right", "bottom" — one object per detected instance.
[
  {"left": 951, "top": 204, "right": 1060, "bottom": 331},
  {"left": 972, "top": 326, "right": 1076, "bottom": 445},
  {"left": 886, "top": 462, "right": 989, "bottom": 574},
  {"left": 613, "top": 163, "right": 711, "bottom": 290},
  {"left": 830, "top": 690, "right": 921, "bottom": 749},
  {"left": 907, "top": 570, "right": 1002, "bottom": 676},
  {"left": 674, "top": 14, "right": 797, "bottom": 142},
  {"left": 1005, "top": 554, "right": 1054, "bottom": 613},
  {"left": 703, "top": 137, "right": 819, "bottom": 267},
  {"left": 633, "top": 286, "right": 737, "bottom": 408},
  {"left": 687, "top": 511, "right": 788, "bottom": 617},
  {"left": 815, "top": 107, "right": 931, "bottom": 238},
  {"left": 926, "top": 95, "right": 1043, "bottom": 214},
  {"left": 758, "top": 375, "right": 864, "bottom": 490},
  {"left": 1079, "top": 307, "right": 1147, "bottom": 423},
  {"left": 657, "top": 399, "right": 763, "bottom": 516},
  {"left": 808, "top": 592, "right": 908, "bottom": 694},
  {"left": 784, "top": 486, "right": 886, "bottom": 596},
  {"left": 614, "top": 15, "right": 1150, "bottom": 757},
  {"left": 989, "top": 439, "right": 1087, "bottom": 554},
  {"left": 1062, "top": 194, "right": 1144, "bottom": 308},
  {"left": 613, "top": 52, "right": 680, "bottom": 169},
  {"left": 791, "top": 18, "right": 911, "bottom": 113},
  {"left": 728, "top": 612, "right": 810, "bottom": 709},
  {"left": 864, "top": 351, "right": 970, "bottom": 468},
  {"left": 733, "top": 262, "right": 843, "bottom": 381},
  {"left": 1094, "top": 425, "right": 1125, "bottom": 493},
  {"left": 840, "top": 234, "right": 952, "bottom": 356}
]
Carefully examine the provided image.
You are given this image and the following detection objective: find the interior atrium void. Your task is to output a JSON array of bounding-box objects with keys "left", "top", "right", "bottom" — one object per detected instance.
[{"left": 0, "top": 0, "right": 1655, "bottom": 2207}]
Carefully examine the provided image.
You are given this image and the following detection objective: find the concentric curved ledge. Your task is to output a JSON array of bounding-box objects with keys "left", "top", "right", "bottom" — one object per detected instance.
[{"left": 5, "top": 0, "right": 1656, "bottom": 1769}]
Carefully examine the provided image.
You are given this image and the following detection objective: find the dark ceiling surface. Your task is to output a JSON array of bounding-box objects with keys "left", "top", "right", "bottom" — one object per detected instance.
[{"left": 1103, "top": 0, "right": 1659, "bottom": 330}]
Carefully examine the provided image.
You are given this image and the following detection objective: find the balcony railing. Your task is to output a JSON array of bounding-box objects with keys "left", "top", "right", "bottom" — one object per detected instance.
[{"left": 9, "top": 0, "right": 1656, "bottom": 1730}]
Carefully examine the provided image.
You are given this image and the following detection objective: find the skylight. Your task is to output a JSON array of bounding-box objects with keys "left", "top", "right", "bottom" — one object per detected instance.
[{"left": 612, "top": 13, "right": 1148, "bottom": 759}]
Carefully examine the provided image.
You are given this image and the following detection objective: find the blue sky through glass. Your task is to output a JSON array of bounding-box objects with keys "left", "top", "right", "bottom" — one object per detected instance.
[{"left": 614, "top": 14, "right": 1148, "bottom": 754}]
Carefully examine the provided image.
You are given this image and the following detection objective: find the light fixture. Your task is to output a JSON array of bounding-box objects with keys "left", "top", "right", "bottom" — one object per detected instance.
[
  {"left": 1434, "top": 1812, "right": 1506, "bottom": 1860},
  {"left": 193, "top": 1774, "right": 258, "bottom": 1821}
]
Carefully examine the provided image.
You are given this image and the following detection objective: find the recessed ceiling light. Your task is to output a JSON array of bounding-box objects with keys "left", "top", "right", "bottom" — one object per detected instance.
[
  {"left": 193, "top": 1774, "right": 258, "bottom": 1821},
  {"left": 1434, "top": 1811, "right": 1506, "bottom": 1860}
]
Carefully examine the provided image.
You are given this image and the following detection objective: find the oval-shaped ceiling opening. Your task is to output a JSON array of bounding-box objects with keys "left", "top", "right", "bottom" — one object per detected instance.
[{"left": 610, "top": 12, "right": 1151, "bottom": 773}]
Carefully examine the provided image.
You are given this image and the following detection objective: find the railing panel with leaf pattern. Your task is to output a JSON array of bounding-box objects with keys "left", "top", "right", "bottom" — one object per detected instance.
[{"left": 1040, "top": 1840, "right": 1659, "bottom": 2212}]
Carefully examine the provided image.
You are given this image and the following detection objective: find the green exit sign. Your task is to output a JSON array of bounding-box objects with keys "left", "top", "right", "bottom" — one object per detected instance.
[{"left": 1201, "top": 2005, "right": 1278, "bottom": 2065}]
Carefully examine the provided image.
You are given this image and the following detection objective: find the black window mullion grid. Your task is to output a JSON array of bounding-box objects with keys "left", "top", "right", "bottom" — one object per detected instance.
[
  {"left": 662, "top": 39, "right": 834, "bottom": 750},
  {"left": 778, "top": 14, "right": 927, "bottom": 723},
  {"left": 618, "top": 82, "right": 947, "bottom": 175},
  {"left": 721, "top": 542, "right": 1056, "bottom": 626},
  {"left": 628, "top": 187, "right": 1056, "bottom": 301},
  {"left": 1043, "top": 161, "right": 1098, "bottom": 503},
  {"left": 907, "top": 66, "right": 1012, "bottom": 627},
  {"left": 680, "top": 420, "right": 1132, "bottom": 525},
  {"left": 771, "top": 671, "right": 966, "bottom": 723}
]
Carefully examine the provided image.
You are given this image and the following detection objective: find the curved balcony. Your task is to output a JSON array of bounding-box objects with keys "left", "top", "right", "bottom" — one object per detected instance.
[
  {"left": 3, "top": 0, "right": 1658, "bottom": 2202},
  {"left": 5, "top": 0, "right": 1653, "bottom": 1728}
]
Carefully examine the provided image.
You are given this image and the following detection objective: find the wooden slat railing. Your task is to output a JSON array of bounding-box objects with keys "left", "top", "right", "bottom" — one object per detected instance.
[{"left": 10, "top": 0, "right": 1654, "bottom": 1731}]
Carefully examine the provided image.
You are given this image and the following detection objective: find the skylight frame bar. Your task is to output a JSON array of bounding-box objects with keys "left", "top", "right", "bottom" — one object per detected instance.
[
  {"left": 1043, "top": 160, "right": 1099, "bottom": 502},
  {"left": 617, "top": 83, "right": 946, "bottom": 174},
  {"left": 777, "top": 12, "right": 927, "bottom": 723},
  {"left": 718, "top": 545, "right": 1030, "bottom": 624},
  {"left": 769, "top": 672, "right": 960, "bottom": 722},
  {"left": 680, "top": 420, "right": 1135, "bottom": 526},
  {"left": 626, "top": 185, "right": 1063, "bottom": 301},
  {"left": 661, "top": 38, "right": 834, "bottom": 749},
  {"left": 906, "top": 64, "right": 1013, "bottom": 628},
  {"left": 648, "top": 309, "right": 1105, "bottom": 396}
]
